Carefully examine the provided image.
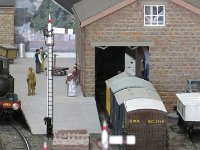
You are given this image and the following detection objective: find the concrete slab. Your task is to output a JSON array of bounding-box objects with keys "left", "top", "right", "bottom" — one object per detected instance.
[{"left": 10, "top": 57, "right": 101, "bottom": 134}]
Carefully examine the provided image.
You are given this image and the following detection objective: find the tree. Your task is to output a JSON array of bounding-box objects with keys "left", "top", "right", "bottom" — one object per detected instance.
[{"left": 30, "top": 0, "right": 75, "bottom": 30}]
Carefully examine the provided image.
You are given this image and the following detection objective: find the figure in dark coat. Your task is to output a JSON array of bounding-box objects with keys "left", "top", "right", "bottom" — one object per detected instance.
[{"left": 35, "top": 49, "right": 41, "bottom": 73}]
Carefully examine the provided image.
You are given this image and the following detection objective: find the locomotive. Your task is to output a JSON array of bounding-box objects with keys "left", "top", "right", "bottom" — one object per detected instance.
[
  {"left": 105, "top": 72, "right": 168, "bottom": 150},
  {"left": 0, "top": 56, "right": 21, "bottom": 119}
]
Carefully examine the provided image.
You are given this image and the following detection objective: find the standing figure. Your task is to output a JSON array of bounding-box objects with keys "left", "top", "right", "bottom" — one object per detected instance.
[
  {"left": 39, "top": 47, "right": 48, "bottom": 73},
  {"left": 27, "top": 67, "right": 36, "bottom": 96},
  {"left": 72, "top": 63, "right": 78, "bottom": 82},
  {"left": 35, "top": 49, "right": 41, "bottom": 73},
  {"left": 66, "top": 63, "right": 79, "bottom": 83}
]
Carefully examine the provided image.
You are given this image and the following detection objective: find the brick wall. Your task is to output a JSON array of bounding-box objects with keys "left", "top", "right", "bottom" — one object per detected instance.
[
  {"left": 0, "top": 7, "right": 15, "bottom": 45},
  {"left": 76, "top": 0, "right": 200, "bottom": 110}
]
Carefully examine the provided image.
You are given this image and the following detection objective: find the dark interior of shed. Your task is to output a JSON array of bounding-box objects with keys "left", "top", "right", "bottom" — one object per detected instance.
[
  {"left": 95, "top": 46, "right": 149, "bottom": 117},
  {"left": 95, "top": 46, "right": 125, "bottom": 115}
]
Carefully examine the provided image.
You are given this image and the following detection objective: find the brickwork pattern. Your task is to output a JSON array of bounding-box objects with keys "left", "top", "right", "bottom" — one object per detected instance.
[
  {"left": 76, "top": 0, "right": 200, "bottom": 110},
  {"left": 0, "top": 7, "right": 15, "bottom": 45},
  {"left": 52, "top": 130, "right": 89, "bottom": 150}
]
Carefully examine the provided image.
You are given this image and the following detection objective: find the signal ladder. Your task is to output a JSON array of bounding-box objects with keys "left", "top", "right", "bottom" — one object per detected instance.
[
  {"left": 44, "top": 45, "right": 54, "bottom": 138},
  {"left": 43, "top": 14, "right": 54, "bottom": 138}
]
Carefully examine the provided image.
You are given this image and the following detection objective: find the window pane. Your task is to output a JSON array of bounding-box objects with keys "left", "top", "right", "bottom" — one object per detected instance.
[
  {"left": 152, "top": 16, "right": 157, "bottom": 25},
  {"left": 153, "top": 6, "right": 157, "bottom": 15},
  {"left": 158, "top": 6, "right": 163, "bottom": 15},
  {"left": 158, "top": 16, "right": 164, "bottom": 24},
  {"left": 145, "top": 6, "right": 151, "bottom": 15},
  {"left": 145, "top": 16, "right": 151, "bottom": 25},
  {"left": 144, "top": 5, "right": 165, "bottom": 26}
]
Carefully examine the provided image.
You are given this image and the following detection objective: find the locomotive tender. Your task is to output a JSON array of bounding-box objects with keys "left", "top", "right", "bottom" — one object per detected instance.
[
  {"left": 0, "top": 56, "right": 21, "bottom": 119},
  {"left": 106, "top": 72, "right": 168, "bottom": 150}
]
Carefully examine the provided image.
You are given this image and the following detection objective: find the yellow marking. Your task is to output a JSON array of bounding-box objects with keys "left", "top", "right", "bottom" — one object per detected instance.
[
  {"left": 148, "top": 120, "right": 165, "bottom": 124},
  {"left": 129, "top": 119, "right": 140, "bottom": 123},
  {"left": 3, "top": 102, "right": 12, "bottom": 107}
]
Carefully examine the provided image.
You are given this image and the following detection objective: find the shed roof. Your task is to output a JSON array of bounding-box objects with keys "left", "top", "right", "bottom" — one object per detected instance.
[
  {"left": 72, "top": 0, "right": 200, "bottom": 27},
  {"left": 109, "top": 76, "right": 156, "bottom": 94},
  {"left": 184, "top": 0, "right": 200, "bottom": 8},
  {"left": 72, "top": 0, "right": 122, "bottom": 22},
  {"left": 124, "top": 98, "right": 167, "bottom": 112},
  {"left": 105, "top": 71, "right": 133, "bottom": 88},
  {"left": 0, "top": 0, "right": 14, "bottom": 6}
]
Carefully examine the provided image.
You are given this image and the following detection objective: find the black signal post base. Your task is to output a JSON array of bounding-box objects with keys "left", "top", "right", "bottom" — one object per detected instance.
[{"left": 44, "top": 117, "right": 53, "bottom": 138}]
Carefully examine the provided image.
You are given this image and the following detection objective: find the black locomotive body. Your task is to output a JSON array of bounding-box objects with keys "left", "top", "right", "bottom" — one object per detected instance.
[
  {"left": 106, "top": 73, "right": 168, "bottom": 150},
  {"left": 0, "top": 56, "right": 21, "bottom": 119}
]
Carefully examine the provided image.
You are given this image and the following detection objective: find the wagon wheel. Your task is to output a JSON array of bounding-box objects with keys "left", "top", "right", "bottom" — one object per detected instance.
[
  {"left": 188, "top": 127, "right": 193, "bottom": 139},
  {"left": 177, "top": 114, "right": 185, "bottom": 132},
  {"left": 64, "top": 70, "right": 67, "bottom": 75},
  {"left": 187, "top": 124, "right": 193, "bottom": 139},
  {"left": 177, "top": 115, "right": 182, "bottom": 127},
  {"left": 182, "top": 122, "right": 187, "bottom": 133},
  {"left": 8, "top": 59, "right": 14, "bottom": 64},
  {"left": 60, "top": 71, "right": 65, "bottom": 76}
]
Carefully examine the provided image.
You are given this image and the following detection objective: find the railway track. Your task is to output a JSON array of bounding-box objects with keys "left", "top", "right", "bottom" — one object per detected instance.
[
  {"left": 10, "top": 122, "right": 31, "bottom": 150},
  {"left": 184, "top": 132, "right": 197, "bottom": 150},
  {"left": 177, "top": 120, "right": 200, "bottom": 150},
  {"left": 187, "top": 130, "right": 200, "bottom": 150},
  {"left": 168, "top": 117, "right": 200, "bottom": 150},
  {"left": 0, "top": 137, "right": 5, "bottom": 150},
  {"left": 0, "top": 121, "right": 31, "bottom": 150}
]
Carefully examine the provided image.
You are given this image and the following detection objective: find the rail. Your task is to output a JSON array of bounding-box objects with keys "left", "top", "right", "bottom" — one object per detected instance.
[
  {"left": 185, "top": 133, "right": 197, "bottom": 150},
  {"left": 0, "top": 137, "right": 5, "bottom": 150},
  {"left": 10, "top": 122, "right": 31, "bottom": 150}
]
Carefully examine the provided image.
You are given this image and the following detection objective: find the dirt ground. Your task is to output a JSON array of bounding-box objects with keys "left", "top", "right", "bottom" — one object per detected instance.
[
  {"left": 168, "top": 114, "right": 200, "bottom": 150},
  {"left": 90, "top": 113, "right": 200, "bottom": 150}
]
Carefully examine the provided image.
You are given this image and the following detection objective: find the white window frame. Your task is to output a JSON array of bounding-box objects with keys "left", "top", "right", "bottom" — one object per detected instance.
[{"left": 144, "top": 5, "right": 165, "bottom": 26}]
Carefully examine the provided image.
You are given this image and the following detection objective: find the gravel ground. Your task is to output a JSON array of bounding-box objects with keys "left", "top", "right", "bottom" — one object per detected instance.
[
  {"left": 1, "top": 111, "right": 200, "bottom": 150},
  {"left": 90, "top": 114, "right": 200, "bottom": 150},
  {"left": 0, "top": 111, "right": 53, "bottom": 150},
  {"left": 0, "top": 120, "right": 52, "bottom": 150},
  {"left": 17, "top": 125, "right": 52, "bottom": 150},
  {"left": 168, "top": 116, "right": 200, "bottom": 150}
]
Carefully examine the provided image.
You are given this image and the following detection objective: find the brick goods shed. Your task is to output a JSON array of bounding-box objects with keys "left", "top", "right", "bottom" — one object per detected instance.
[
  {"left": 72, "top": 0, "right": 200, "bottom": 111},
  {"left": 0, "top": 0, "right": 15, "bottom": 45}
]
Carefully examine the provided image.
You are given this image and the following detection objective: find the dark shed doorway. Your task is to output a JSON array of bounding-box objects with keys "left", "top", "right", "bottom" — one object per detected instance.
[
  {"left": 95, "top": 46, "right": 149, "bottom": 115},
  {"left": 95, "top": 46, "right": 125, "bottom": 114}
]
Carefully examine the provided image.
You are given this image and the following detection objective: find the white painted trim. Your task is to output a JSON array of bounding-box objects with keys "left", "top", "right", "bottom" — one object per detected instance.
[{"left": 144, "top": 5, "right": 165, "bottom": 26}]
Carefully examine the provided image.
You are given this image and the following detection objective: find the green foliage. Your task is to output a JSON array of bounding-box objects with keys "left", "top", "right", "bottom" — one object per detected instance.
[{"left": 30, "top": 0, "right": 75, "bottom": 31}]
